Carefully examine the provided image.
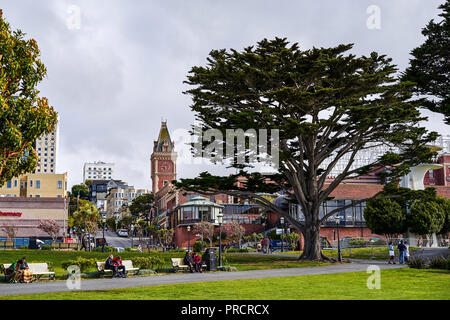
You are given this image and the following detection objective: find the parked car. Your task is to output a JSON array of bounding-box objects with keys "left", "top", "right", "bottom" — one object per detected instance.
[{"left": 117, "top": 229, "right": 128, "bottom": 237}]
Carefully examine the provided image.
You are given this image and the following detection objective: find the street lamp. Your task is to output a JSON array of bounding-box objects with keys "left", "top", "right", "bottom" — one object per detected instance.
[
  {"left": 187, "top": 225, "right": 191, "bottom": 252},
  {"left": 102, "top": 217, "right": 106, "bottom": 252},
  {"left": 217, "top": 213, "right": 223, "bottom": 267},
  {"left": 280, "top": 217, "right": 285, "bottom": 252},
  {"left": 335, "top": 215, "right": 342, "bottom": 262},
  {"left": 131, "top": 224, "right": 135, "bottom": 248}
]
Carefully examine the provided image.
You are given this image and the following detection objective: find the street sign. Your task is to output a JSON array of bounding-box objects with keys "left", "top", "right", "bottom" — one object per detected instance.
[{"left": 276, "top": 228, "right": 283, "bottom": 235}]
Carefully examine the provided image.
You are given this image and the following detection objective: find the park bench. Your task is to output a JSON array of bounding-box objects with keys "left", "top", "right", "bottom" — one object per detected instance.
[
  {"left": 0, "top": 241, "right": 14, "bottom": 249},
  {"left": 2, "top": 263, "right": 55, "bottom": 282},
  {"left": 171, "top": 258, "right": 207, "bottom": 272},
  {"left": 96, "top": 260, "right": 139, "bottom": 277}
]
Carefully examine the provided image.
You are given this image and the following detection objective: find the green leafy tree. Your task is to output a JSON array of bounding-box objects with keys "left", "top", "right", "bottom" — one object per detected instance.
[
  {"left": 403, "top": 1, "right": 450, "bottom": 124},
  {"left": 73, "top": 200, "right": 100, "bottom": 251},
  {"left": 106, "top": 217, "right": 116, "bottom": 231},
  {"left": 120, "top": 215, "right": 134, "bottom": 232},
  {"left": 408, "top": 200, "right": 446, "bottom": 238},
  {"left": 129, "top": 193, "right": 154, "bottom": 220},
  {"left": 0, "top": 9, "right": 58, "bottom": 185},
  {"left": 364, "top": 199, "right": 407, "bottom": 240},
  {"left": 436, "top": 197, "right": 450, "bottom": 235},
  {"left": 175, "top": 38, "right": 437, "bottom": 260},
  {"left": 287, "top": 232, "right": 301, "bottom": 250},
  {"left": 70, "top": 184, "right": 90, "bottom": 200}
]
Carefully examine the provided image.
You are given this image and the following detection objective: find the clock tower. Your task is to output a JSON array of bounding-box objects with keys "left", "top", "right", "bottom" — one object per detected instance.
[{"left": 151, "top": 121, "right": 177, "bottom": 194}]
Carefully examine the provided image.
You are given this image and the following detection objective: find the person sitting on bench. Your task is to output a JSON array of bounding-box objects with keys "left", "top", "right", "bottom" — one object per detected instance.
[
  {"left": 104, "top": 254, "right": 116, "bottom": 276},
  {"left": 5, "top": 259, "right": 23, "bottom": 283},
  {"left": 20, "top": 257, "right": 33, "bottom": 283},
  {"left": 192, "top": 252, "right": 203, "bottom": 273},
  {"left": 113, "top": 256, "right": 126, "bottom": 278},
  {"left": 183, "top": 251, "right": 195, "bottom": 273}
]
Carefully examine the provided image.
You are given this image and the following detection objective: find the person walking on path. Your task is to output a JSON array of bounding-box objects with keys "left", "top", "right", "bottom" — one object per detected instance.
[
  {"left": 398, "top": 240, "right": 407, "bottom": 264},
  {"left": 388, "top": 241, "right": 396, "bottom": 264},
  {"left": 404, "top": 241, "right": 410, "bottom": 263}
]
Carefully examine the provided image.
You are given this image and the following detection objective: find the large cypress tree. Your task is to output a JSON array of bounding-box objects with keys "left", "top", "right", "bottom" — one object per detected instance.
[
  {"left": 175, "top": 38, "right": 437, "bottom": 261},
  {"left": 403, "top": 1, "right": 450, "bottom": 124}
]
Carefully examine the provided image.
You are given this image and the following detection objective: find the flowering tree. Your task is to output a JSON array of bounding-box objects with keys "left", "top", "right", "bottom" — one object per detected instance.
[
  {"left": 193, "top": 221, "right": 215, "bottom": 247},
  {"left": 1, "top": 224, "right": 18, "bottom": 241},
  {"left": 38, "top": 219, "right": 60, "bottom": 243},
  {"left": 224, "top": 221, "right": 246, "bottom": 248}
]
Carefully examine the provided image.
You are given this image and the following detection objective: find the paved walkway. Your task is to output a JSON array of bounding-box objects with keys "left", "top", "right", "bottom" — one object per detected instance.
[{"left": 0, "top": 260, "right": 406, "bottom": 296}]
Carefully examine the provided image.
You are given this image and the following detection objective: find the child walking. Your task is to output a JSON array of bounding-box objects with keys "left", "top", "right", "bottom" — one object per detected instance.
[{"left": 388, "top": 241, "right": 396, "bottom": 264}]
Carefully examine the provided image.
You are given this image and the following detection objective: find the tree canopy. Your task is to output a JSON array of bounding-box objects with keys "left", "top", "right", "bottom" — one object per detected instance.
[
  {"left": 70, "top": 184, "right": 90, "bottom": 200},
  {"left": 364, "top": 199, "right": 407, "bottom": 239},
  {"left": 175, "top": 38, "right": 438, "bottom": 260},
  {"left": 0, "top": 9, "right": 58, "bottom": 186},
  {"left": 403, "top": 0, "right": 450, "bottom": 124},
  {"left": 129, "top": 193, "right": 154, "bottom": 220}
]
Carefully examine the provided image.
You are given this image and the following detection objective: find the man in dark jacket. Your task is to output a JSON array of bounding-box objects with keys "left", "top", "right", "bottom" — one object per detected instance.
[
  {"left": 104, "top": 254, "right": 116, "bottom": 276},
  {"left": 397, "top": 240, "right": 407, "bottom": 264},
  {"left": 183, "top": 251, "right": 195, "bottom": 273}
]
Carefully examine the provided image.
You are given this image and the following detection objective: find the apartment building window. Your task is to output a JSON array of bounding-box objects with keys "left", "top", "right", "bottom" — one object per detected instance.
[
  {"left": 35, "top": 195, "right": 40, "bottom": 198},
  {"left": 36, "top": 180, "right": 40, "bottom": 189},
  {"left": 14, "top": 180, "right": 17, "bottom": 187},
  {"left": 429, "top": 170, "right": 434, "bottom": 179},
  {"left": 57, "top": 181, "right": 63, "bottom": 189},
  {"left": 30, "top": 180, "right": 33, "bottom": 188},
  {"left": 6, "top": 180, "right": 11, "bottom": 188}
]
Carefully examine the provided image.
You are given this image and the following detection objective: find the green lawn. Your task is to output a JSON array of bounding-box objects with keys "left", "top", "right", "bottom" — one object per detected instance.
[
  {"left": 0, "top": 250, "right": 329, "bottom": 279},
  {"left": 2, "top": 269, "right": 448, "bottom": 300}
]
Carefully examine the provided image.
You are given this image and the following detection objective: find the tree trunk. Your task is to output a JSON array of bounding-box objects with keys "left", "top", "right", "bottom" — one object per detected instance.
[{"left": 299, "top": 223, "right": 334, "bottom": 261}]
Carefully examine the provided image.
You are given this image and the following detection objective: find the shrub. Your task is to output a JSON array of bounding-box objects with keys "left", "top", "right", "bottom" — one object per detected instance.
[
  {"left": 226, "top": 248, "right": 256, "bottom": 253},
  {"left": 131, "top": 257, "right": 165, "bottom": 270},
  {"left": 429, "top": 256, "right": 448, "bottom": 270},
  {"left": 193, "top": 241, "right": 202, "bottom": 253},
  {"left": 408, "top": 257, "right": 427, "bottom": 269},
  {"left": 348, "top": 238, "right": 367, "bottom": 247},
  {"left": 93, "top": 246, "right": 115, "bottom": 252},
  {"left": 41, "top": 245, "right": 51, "bottom": 250},
  {"left": 138, "top": 269, "right": 157, "bottom": 276},
  {"left": 217, "top": 266, "right": 237, "bottom": 272},
  {"left": 61, "top": 257, "right": 97, "bottom": 272}
]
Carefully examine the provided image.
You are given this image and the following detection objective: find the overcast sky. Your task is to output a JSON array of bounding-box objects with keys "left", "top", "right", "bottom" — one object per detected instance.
[{"left": 1, "top": 0, "right": 448, "bottom": 190}]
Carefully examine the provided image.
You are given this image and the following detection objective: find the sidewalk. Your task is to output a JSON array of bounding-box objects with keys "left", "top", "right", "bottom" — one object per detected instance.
[{"left": 0, "top": 260, "right": 406, "bottom": 296}]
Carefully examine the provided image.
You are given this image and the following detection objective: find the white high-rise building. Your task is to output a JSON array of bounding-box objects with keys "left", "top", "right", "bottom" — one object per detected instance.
[{"left": 83, "top": 162, "right": 114, "bottom": 182}]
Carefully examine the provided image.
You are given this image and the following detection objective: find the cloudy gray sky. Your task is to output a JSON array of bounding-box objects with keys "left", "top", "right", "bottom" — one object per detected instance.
[{"left": 1, "top": 0, "right": 448, "bottom": 190}]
